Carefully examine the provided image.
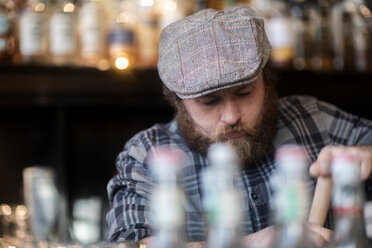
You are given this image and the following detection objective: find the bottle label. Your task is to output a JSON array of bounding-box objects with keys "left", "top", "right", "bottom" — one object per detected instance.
[
  {"left": 333, "top": 206, "right": 363, "bottom": 217},
  {"left": 20, "top": 12, "right": 45, "bottom": 55},
  {"left": 50, "top": 13, "right": 76, "bottom": 55},
  {"left": 109, "top": 28, "right": 134, "bottom": 46},
  {"left": 0, "top": 15, "right": 9, "bottom": 35}
]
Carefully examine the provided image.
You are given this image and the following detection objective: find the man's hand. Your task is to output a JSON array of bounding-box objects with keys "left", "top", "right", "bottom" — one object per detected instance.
[
  {"left": 242, "top": 224, "right": 332, "bottom": 248},
  {"left": 241, "top": 225, "right": 274, "bottom": 248},
  {"left": 309, "top": 145, "right": 372, "bottom": 180}
]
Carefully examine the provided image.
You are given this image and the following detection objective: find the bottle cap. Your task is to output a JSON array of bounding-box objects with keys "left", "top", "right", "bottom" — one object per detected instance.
[
  {"left": 331, "top": 154, "right": 360, "bottom": 184},
  {"left": 207, "top": 142, "right": 239, "bottom": 171},
  {"left": 275, "top": 144, "right": 309, "bottom": 175}
]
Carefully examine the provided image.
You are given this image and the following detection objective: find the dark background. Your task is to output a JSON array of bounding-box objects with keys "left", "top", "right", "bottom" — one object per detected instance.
[{"left": 0, "top": 64, "right": 371, "bottom": 237}]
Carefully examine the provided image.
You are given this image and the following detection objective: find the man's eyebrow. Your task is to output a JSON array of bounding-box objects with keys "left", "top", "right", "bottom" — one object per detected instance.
[
  {"left": 236, "top": 83, "right": 254, "bottom": 91},
  {"left": 198, "top": 94, "right": 219, "bottom": 100}
]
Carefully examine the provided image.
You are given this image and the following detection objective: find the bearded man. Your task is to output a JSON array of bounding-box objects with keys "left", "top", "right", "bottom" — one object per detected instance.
[{"left": 106, "top": 6, "right": 372, "bottom": 248}]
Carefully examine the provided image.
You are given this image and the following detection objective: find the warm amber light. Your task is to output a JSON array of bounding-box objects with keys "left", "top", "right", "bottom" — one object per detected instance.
[
  {"left": 63, "top": 3, "right": 75, "bottom": 13},
  {"left": 34, "top": 3, "right": 45, "bottom": 12},
  {"left": 360, "top": 5, "right": 372, "bottom": 18},
  {"left": 15, "top": 205, "right": 27, "bottom": 217},
  {"left": 115, "top": 57, "right": 130, "bottom": 70},
  {"left": 0, "top": 204, "right": 12, "bottom": 216},
  {"left": 116, "top": 12, "right": 129, "bottom": 23},
  {"left": 97, "top": 60, "right": 111, "bottom": 71}
]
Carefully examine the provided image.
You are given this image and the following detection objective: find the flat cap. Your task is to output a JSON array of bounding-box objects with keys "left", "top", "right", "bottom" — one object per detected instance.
[{"left": 157, "top": 6, "right": 271, "bottom": 99}]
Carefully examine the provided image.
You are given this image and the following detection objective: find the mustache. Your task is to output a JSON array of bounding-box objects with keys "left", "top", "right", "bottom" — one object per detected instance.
[{"left": 212, "top": 124, "right": 257, "bottom": 142}]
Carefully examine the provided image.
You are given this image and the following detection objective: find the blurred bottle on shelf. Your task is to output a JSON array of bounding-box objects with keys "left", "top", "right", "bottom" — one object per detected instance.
[
  {"left": 310, "top": 0, "right": 334, "bottom": 71},
  {"left": 19, "top": 0, "right": 50, "bottom": 64},
  {"left": 49, "top": 0, "right": 78, "bottom": 65},
  {"left": 108, "top": 0, "right": 137, "bottom": 70},
  {"left": 329, "top": 0, "right": 370, "bottom": 72},
  {"left": 266, "top": 0, "right": 294, "bottom": 69},
  {"left": 203, "top": 143, "right": 245, "bottom": 248},
  {"left": 136, "top": 0, "right": 158, "bottom": 68},
  {"left": 157, "top": 0, "right": 187, "bottom": 31},
  {"left": 23, "top": 166, "right": 60, "bottom": 242},
  {"left": 290, "top": 0, "right": 313, "bottom": 70},
  {"left": 149, "top": 147, "right": 186, "bottom": 248},
  {"left": 269, "top": 145, "right": 316, "bottom": 248},
  {"left": 0, "top": 0, "right": 18, "bottom": 62},
  {"left": 327, "top": 154, "right": 370, "bottom": 247},
  {"left": 331, "top": 0, "right": 347, "bottom": 70},
  {"left": 78, "top": 0, "right": 109, "bottom": 69}
]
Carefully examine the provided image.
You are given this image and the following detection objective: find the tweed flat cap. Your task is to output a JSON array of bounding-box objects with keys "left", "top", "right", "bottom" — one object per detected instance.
[{"left": 157, "top": 6, "right": 271, "bottom": 99}]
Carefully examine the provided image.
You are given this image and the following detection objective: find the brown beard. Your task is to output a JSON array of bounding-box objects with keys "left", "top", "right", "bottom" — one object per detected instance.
[{"left": 176, "top": 83, "right": 279, "bottom": 168}]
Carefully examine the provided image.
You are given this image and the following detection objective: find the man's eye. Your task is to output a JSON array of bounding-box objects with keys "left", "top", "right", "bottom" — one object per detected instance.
[
  {"left": 237, "top": 91, "right": 251, "bottom": 96},
  {"left": 200, "top": 99, "right": 219, "bottom": 105}
]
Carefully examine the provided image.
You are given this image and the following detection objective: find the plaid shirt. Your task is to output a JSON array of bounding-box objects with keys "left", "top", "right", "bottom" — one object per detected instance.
[{"left": 106, "top": 95, "right": 372, "bottom": 242}]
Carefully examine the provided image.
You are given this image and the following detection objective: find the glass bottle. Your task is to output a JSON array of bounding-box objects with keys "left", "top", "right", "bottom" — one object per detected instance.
[
  {"left": 0, "top": 0, "right": 17, "bottom": 62},
  {"left": 19, "top": 0, "right": 50, "bottom": 64},
  {"left": 330, "top": 0, "right": 346, "bottom": 71},
  {"left": 149, "top": 147, "right": 186, "bottom": 248},
  {"left": 349, "top": 0, "right": 369, "bottom": 72},
  {"left": 203, "top": 143, "right": 245, "bottom": 248},
  {"left": 49, "top": 0, "right": 78, "bottom": 65},
  {"left": 265, "top": 0, "right": 294, "bottom": 70},
  {"left": 327, "top": 154, "right": 370, "bottom": 247},
  {"left": 310, "top": 0, "right": 334, "bottom": 71},
  {"left": 269, "top": 145, "right": 316, "bottom": 248},
  {"left": 333, "top": 0, "right": 368, "bottom": 71},
  {"left": 136, "top": 0, "right": 158, "bottom": 68},
  {"left": 290, "top": 0, "right": 313, "bottom": 70},
  {"left": 78, "top": 0, "right": 108, "bottom": 68},
  {"left": 108, "top": 0, "right": 137, "bottom": 70}
]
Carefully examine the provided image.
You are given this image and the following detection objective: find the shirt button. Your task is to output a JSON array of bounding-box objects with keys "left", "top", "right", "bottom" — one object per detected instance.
[{"left": 251, "top": 192, "right": 258, "bottom": 200}]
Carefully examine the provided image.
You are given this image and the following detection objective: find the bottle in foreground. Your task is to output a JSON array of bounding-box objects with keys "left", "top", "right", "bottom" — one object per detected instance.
[
  {"left": 203, "top": 143, "right": 245, "bottom": 248},
  {"left": 269, "top": 145, "right": 316, "bottom": 248},
  {"left": 149, "top": 147, "right": 186, "bottom": 248},
  {"left": 327, "top": 154, "right": 370, "bottom": 248},
  {"left": 23, "top": 166, "right": 59, "bottom": 241}
]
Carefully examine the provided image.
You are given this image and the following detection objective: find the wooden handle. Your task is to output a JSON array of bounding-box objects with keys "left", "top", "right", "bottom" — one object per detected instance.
[{"left": 308, "top": 177, "right": 333, "bottom": 226}]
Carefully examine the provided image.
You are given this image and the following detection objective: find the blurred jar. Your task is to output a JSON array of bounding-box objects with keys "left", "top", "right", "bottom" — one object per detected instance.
[
  {"left": 49, "top": 0, "right": 78, "bottom": 65},
  {"left": 266, "top": 0, "right": 294, "bottom": 69},
  {"left": 19, "top": 0, "right": 50, "bottom": 64},
  {"left": 310, "top": 0, "right": 334, "bottom": 71},
  {"left": 0, "top": 0, "right": 17, "bottom": 63},
  {"left": 136, "top": 0, "right": 158, "bottom": 68},
  {"left": 108, "top": 0, "right": 137, "bottom": 70},
  {"left": 290, "top": 0, "right": 313, "bottom": 70},
  {"left": 78, "top": 0, "right": 109, "bottom": 69},
  {"left": 23, "top": 166, "right": 59, "bottom": 242}
]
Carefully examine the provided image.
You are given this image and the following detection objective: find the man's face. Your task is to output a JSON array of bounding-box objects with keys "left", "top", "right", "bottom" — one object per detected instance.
[{"left": 176, "top": 73, "right": 278, "bottom": 166}]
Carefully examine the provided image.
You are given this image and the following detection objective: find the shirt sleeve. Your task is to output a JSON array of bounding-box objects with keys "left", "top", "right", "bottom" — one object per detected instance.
[
  {"left": 106, "top": 135, "right": 154, "bottom": 242},
  {"left": 317, "top": 100, "right": 372, "bottom": 146}
]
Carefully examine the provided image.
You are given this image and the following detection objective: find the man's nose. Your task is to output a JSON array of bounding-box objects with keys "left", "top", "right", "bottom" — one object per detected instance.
[{"left": 221, "top": 100, "right": 241, "bottom": 126}]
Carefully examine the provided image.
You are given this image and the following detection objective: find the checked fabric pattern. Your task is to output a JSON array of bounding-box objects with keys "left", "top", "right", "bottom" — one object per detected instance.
[{"left": 106, "top": 95, "right": 372, "bottom": 242}]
